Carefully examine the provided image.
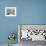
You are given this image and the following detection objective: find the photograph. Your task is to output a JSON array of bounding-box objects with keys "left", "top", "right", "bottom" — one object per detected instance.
[
  {"left": 18, "top": 24, "right": 46, "bottom": 46},
  {"left": 5, "top": 7, "right": 16, "bottom": 16}
]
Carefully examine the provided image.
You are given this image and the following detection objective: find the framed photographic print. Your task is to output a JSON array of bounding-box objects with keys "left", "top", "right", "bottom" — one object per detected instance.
[{"left": 5, "top": 7, "right": 16, "bottom": 16}]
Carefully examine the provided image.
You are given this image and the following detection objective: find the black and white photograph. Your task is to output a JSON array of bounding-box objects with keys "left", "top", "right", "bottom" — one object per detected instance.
[{"left": 5, "top": 7, "right": 16, "bottom": 16}]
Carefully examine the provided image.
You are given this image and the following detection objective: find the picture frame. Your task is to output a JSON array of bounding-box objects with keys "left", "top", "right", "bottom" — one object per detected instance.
[{"left": 5, "top": 7, "right": 16, "bottom": 16}]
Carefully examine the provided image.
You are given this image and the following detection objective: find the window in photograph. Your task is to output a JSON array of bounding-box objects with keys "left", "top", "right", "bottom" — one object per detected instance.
[{"left": 5, "top": 7, "right": 16, "bottom": 16}]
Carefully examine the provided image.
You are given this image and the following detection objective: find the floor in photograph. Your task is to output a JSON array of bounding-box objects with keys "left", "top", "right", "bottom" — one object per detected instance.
[
  {"left": 19, "top": 40, "right": 46, "bottom": 46},
  {"left": 0, "top": 44, "right": 18, "bottom": 46}
]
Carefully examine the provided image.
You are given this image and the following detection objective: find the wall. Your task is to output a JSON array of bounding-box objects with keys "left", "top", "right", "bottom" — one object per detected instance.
[
  {"left": 0, "top": 0, "right": 46, "bottom": 44},
  {"left": 0, "top": 0, "right": 18, "bottom": 44},
  {"left": 19, "top": 0, "right": 46, "bottom": 24}
]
